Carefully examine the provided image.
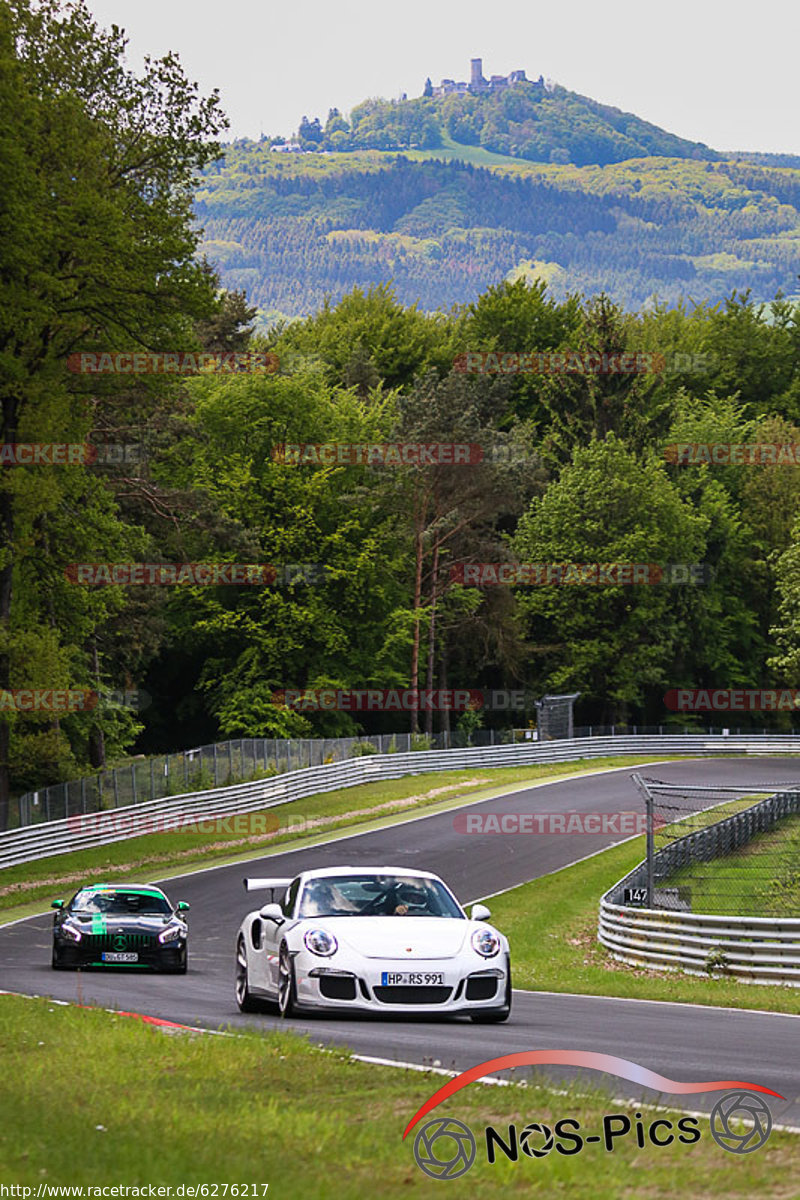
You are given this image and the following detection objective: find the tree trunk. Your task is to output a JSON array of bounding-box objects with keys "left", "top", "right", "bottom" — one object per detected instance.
[
  {"left": 0, "top": 391, "right": 19, "bottom": 830},
  {"left": 409, "top": 498, "right": 425, "bottom": 735},
  {"left": 424, "top": 541, "right": 439, "bottom": 737},
  {"left": 439, "top": 639, "right": 450, "bottom": 740},
  {"left": 88, "top": 640, "right": 106, "bottom": 768}
]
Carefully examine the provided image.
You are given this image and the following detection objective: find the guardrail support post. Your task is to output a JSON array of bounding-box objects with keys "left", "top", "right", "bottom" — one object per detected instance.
[{"left": 631, "top": 773, "right": 655, "bottom": 907}]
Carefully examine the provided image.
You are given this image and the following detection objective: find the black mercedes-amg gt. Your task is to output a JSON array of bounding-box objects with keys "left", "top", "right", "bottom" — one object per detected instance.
[{"left": 51, "top": 883, "right": 190, "bottom": 972}]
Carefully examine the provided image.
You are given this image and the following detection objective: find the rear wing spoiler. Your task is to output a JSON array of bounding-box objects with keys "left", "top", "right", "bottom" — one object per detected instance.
[{"left": 243, "top": 877, "right": 292, "bottom": 896}]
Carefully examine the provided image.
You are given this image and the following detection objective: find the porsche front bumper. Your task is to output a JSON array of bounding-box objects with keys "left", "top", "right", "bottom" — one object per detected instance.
[{"left": 295, "top": 957, "right": 508, "bottom": 1014}]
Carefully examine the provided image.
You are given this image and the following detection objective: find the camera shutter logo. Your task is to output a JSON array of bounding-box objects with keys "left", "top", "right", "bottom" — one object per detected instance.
[
  {"left": 520, "top": 1122, "right": 555, "bottom": 1158},
  {"left": 413, "top": 1118, "right": 476, "bottom": 1179},
  {"left": 710, "top": 1091, "right": 773, "bottom": 1154}
]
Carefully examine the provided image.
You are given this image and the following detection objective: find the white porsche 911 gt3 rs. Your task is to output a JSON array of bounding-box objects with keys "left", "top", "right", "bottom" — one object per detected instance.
[{"left": 234, "top": 866, "right": 511, "bottom": 1022}]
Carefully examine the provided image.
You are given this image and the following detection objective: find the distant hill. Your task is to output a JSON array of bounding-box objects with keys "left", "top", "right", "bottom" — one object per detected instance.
[
  {"left": 282, "top": 74, "right": 719, "bottom": 168},
  {"left": 195, "top": 145, "right": 800, "bottom": 318}
]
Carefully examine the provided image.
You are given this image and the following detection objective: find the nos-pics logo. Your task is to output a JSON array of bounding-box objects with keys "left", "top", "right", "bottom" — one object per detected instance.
[{"left": 404, "top": 1051, "right": 782, "bottom": 1180}]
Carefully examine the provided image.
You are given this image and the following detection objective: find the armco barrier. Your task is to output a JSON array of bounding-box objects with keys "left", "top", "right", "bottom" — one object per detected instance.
[
  {"left": 3, "top": 733, "right": 800, "bottom": 871},
  {"left": 599, "top": 785, "right": 800, "bottom": 986},
  {"left": 598, "top": 900, "right": 800, "bottom": 986}
]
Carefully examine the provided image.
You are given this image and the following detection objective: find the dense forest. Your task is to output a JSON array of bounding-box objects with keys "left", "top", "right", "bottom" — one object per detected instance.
[
  {"left": 3, "top": 0, "right": 800, "bottom": 828},
  {"left": 197, "top": 148, "right": 800, "bottom": 315}
]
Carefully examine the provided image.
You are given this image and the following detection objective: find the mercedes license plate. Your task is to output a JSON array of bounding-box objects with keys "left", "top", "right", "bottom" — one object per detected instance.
[{"left": 101, "top": 951, "right": 139, "bottom": 962}]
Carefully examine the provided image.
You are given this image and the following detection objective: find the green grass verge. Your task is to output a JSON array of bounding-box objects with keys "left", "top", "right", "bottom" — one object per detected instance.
[
  {"left": 663, "top": 812, "right": 800, "bottom": 917},
  {"left": 489, "top": 838, "right": 800, "bottom": 1014},
  {"left": 0, "top": 756, "right": 689, "bottom": 921},
  {"left": 0, "top": 994, "right": 795, "bottom": 1196}
]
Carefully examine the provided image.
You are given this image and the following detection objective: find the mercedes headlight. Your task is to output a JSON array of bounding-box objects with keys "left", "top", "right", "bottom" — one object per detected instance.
[
  {"left": 303, "top": 928, "right": 338, "bottom": 957},
  {"left": 158, "top": 923, "right": 185, "bottom": 944},
  {"left": 61, "top": 921, "right": 82, "bottom": 943},
  {"left": 471, "top": 928, "right": 501, "bottom": 958}
]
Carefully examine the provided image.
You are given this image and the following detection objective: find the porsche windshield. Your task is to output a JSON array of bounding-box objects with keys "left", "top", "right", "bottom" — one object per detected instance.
[
  {"left": 69, "top": 889, "right": 172, "bottom": 915},
  {"left": 297, "top": 874, "right": 464, "bottom": 918}
]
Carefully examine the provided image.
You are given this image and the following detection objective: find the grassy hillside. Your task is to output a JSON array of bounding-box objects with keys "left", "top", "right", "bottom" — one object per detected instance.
[{"left": 287, "top": 79, "right": 718, "bottom": 167}]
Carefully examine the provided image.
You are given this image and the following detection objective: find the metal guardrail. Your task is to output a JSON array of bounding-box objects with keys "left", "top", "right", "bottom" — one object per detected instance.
[
  {"left": 598, "top": 903, "right": 800, "bottom": 985},
  {"left": 14, "top": 722, "right": 795, "bottom": 829},
  {"left": 599, "top": 785, "right": 800, "bottom": 985},
  {"left": 3, "top": 732, "right": 800, "bottom": 871}
]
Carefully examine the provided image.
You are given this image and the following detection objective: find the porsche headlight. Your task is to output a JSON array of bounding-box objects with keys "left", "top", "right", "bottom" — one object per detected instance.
[
  {"left": 471, "top": 928, "right": 501, "bottom": 958},
  {"left": 304, "top": 928, "right": 338, "bottom": 957},
  {"left": 158, "top": 923, "right": 185, "bottom": 944},
  {"left": 61, "top": 921, "right": 82, "bottom": 943}
]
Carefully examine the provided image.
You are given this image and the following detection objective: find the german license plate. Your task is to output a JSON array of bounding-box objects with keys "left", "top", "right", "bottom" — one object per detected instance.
[
  {"left": 381, "top": 971, "right": 444, "bottom": 986},
  {"left": 101, "top": 952, "right": 138, "bottom": 963}
]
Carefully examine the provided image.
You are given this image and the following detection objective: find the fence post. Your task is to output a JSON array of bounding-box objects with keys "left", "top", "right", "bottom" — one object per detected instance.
[
  {"left": 631, "top": 774, "right": 654, "bottom": 907},
  {"left": 213, "top": 744, "right": 218, "bottom": 788},
  {"left": 112, "top": 768, "right": 119, "bottom": 807},
  {"left": 131, "top": 763, "right": 137, "bottom": 805}
]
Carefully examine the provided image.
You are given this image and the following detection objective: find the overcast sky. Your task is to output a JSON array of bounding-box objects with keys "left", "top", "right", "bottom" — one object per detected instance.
[{"left": 86, "top": 0, "right": 799, "bottom": 155}]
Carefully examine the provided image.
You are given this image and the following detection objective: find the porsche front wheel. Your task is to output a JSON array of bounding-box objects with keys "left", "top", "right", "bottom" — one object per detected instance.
[{"left": 235, "top": 936, "right": 264, "bottom": 1013}]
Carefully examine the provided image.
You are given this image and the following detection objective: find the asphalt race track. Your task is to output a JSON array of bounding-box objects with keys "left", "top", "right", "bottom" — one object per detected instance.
[{"left": 3, "top": 758, "right": 800, "bottom": 1125}]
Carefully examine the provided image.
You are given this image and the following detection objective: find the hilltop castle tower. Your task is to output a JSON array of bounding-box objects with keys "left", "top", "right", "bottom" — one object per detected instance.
[{"left": 431, "top": 59, "right": 531, "bottom": 98}]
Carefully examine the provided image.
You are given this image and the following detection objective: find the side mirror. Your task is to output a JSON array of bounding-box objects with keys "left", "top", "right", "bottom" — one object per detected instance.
[
  {"left": 177, "top": 901, "right": 190, "bottom": 912},
  {"left": 471, "top": 903, "right": 491, "bottom": 921},
  {"left": 259, "top": 902, "right": 284, "bottom": 923},
  {"left": 51, "top": 900, "right": 64, "bottom": 910}
]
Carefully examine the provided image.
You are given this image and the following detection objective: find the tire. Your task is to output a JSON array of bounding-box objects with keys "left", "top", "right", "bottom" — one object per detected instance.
[
  {"left": 470, "top": 957, "right": 512, "bottom": 1024},
  {"left": 235, "top": 936, "right": 265, "bottom": 1013},
  {"left": 51, "top": 943, "right": 67, "bottom": 970},
  {"left": 277, "top": 942, "right": 298, "bottom": 1018},
  {"left": 174, "top": 944, "right": 188, "bottom": 974}
]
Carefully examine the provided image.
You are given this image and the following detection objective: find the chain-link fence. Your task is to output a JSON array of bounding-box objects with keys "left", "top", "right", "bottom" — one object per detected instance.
[
  {"left": 11, "top": 727, "right": 548, "bottom": 829},
  {"left": 625, "top": 775, "right": 800, "bottom": 917}
]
